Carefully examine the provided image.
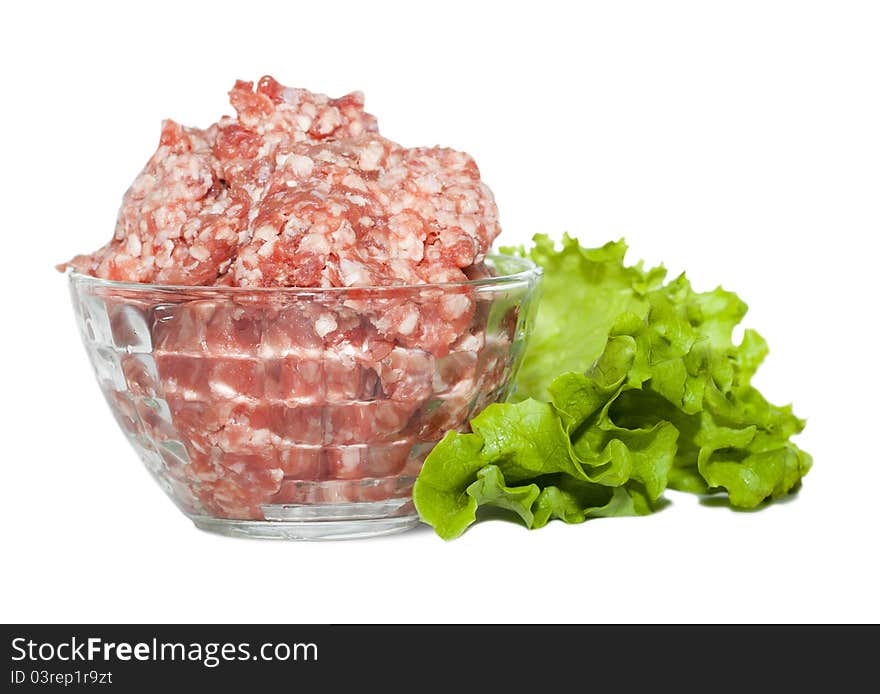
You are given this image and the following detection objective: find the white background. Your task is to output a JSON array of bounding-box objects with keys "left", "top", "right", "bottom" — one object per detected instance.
[{"left": 2, "top": 0, "right": 878, "bottom": 624}]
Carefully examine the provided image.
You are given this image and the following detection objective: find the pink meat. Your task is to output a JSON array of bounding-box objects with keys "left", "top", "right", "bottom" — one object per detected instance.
[
  {"left": 68, "top": 77, "right": 509, "bottom": 521},
  {"left": 100, "top": 293, "right": 514, "bottom": 521},
  {"left": 67, "top": 122, "right": 247, "bottom": 285},
  {"left": 63, "top": 76, "right": 500, "bottom": 291}
]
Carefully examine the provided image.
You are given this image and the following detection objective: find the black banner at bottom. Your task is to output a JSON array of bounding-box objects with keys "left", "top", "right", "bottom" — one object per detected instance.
[{"left": 2, "top": 624, "right": 875, "bottom": 689}]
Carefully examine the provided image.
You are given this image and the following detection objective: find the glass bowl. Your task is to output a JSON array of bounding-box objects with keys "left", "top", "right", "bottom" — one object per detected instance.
[{"left": 67, "top": 255, "right": 542, "bottom": 540}]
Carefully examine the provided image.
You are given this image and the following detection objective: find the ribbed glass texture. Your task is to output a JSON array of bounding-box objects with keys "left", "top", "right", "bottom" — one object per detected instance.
[{"left": 68, "top": 255, "right": 541, "bottom": 539}]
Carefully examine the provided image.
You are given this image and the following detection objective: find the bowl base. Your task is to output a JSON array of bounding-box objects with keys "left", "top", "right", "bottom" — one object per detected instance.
[{"left": 189, "top": 513, "right": 421, "bottom": 541}]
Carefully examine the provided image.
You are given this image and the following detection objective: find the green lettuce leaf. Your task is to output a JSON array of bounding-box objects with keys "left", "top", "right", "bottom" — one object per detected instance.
[
  {"left": 501, "top": 234, "right": 666, "bottom": 402},
  {"left": 413, "top": 235, "right": 811, "bottom": 539}
]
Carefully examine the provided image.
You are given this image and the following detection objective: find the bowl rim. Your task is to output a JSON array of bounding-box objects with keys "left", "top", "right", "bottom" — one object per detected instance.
[{"left": 66, "top": 252, "right": 542, "bottom": 294}]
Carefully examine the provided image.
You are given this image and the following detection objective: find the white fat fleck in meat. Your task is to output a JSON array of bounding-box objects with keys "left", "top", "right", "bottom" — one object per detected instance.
[
  {"left": 253, "top": 226, "right": 277, "bottom": 242},
  {"left": 189, "top": 245, "right": 210, "bottom": 262},
  {"left": 235, "top": 261, "right": 262, "bottom": 285},
  {"left": 337, "top": 447, "right": 362, "bottom": 474},
  {"left": 131, "top": 173, "right": 157, "bottom": 196},
  {"left": 331, "top": 221, "right": 356, "bottom": 247},
  {"left": 298, "top": 230, "right": 332, "bottom": 254},
  {"left": 256, "top": 237, "right": 277, "bottom": 257},
  {"left": 341, "top": 173, "right": 368, "bottom": 192},
  {"left": 339, "top": 258, "right": 372, "bottom": 286},
  {"left": 441, "top": 293, "right": 470, "bottom": 319},
  {"left": 281, "top": 88, "right": 301, "bottom": 105},
  {"left": 327, "top": 201, "right": 346, "bottom": 217},
  {"left": 282, "top": 215, "right": 307, "bottom": 235},
  {"left": 453, "top": 333, "right": 484, "bottom": 352},
  {"left": 294, "top": 114, "right": 313, "bottom": 131},
  {"left": 256, "top": 341, "right": 321, "bottom": 360},
  {"left": 388, "top": 258, "right": 418, "bottom": 281},
  {"left": 398, "top": 235, "right": 424, "bottom": 262},
  {"left": 215, "top": 226, "right": 237, "bottom": 242},
  {"left": 415, "top": 175, "right": 442, "bottom": 194},
  {"left": 314, "top": 107, "right": 342, "bottom": 134},
  {"left": 338, "top": 342, "right": 359, "bottom": 359},
  {"left": 396, "top": 306, "right": 419, "bottom": 336},
  {"left": 280, "top": 153, "right": 314, "bottom": 178},
  {"left": 458, "top": 217, "right": 478, "bottom": 236},
  {"left": 209, "top": 380, "right": 241, "bottom": 399},
  {"left": 314, "top": 313, "right": 338, "bottom": 338},
  {"left": 357, "top": 140, "right": 385, "bottom": 171},
  {"left": 125, "top": 235, "right": 143, "bottom": 257},
  {"left": 258, "top": 133, "right": 285, "bottom": 156}
]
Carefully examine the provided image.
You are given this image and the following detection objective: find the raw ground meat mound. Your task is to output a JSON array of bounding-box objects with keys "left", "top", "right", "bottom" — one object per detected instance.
[
  {"left": 66, "top": 78, "right": 518, "bottom": 522},
  {"left": 63, "top": 76, "right": 501, "bottom": 289}
]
